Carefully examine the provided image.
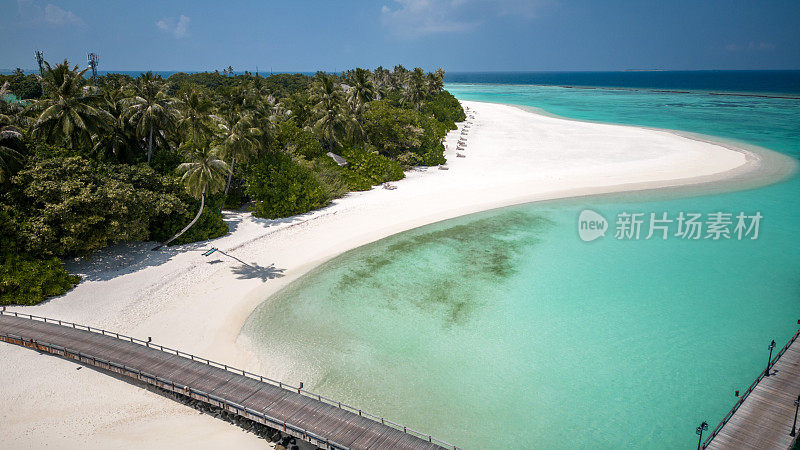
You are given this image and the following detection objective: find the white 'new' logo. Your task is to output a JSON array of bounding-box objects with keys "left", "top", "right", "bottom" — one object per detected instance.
[{"left": 578, "top": 209, "right": 607, "bottom": 242}]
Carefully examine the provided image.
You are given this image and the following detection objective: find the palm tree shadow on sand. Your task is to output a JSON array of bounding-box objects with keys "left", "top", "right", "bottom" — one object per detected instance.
[
  {"left": 210, "top": 249, "right": 286, "bottom": 281},
  {"left": 230, "top": 262, "right": 286, "bottom": 281}
]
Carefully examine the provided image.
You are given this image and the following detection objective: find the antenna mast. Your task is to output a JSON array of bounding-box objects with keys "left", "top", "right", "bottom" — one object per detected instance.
[
  {"left": 35, "top": 50, "right": 45, "bottom": 77},
  {"left": 87, "top": 52, "right": 99, "bottom": 85}
]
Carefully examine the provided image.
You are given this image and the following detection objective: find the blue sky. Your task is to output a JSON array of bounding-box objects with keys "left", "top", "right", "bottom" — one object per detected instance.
[{"left": 1, "top": 0, "right": 798, "bottom": 72}]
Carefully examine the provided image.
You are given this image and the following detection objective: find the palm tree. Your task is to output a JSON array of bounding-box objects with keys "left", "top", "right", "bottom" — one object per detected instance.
[
  {"left": 0, "top": 84, "right": 29, "bottom": 179},
  {"left": 176, "top": 89, "right": 212, "bottom": 145},
  {"left": 310, "top": 73, "right": 352, "bottom": 150},
  {"left": 372, "top": 66, "right": 391, "bottom": 99},
  {"left": 347, "top": 68, "right": 376, "bottom": 116},
  {"left": 124, "top": 72, "right": 177, "bottom": 163},
  {"left": 426, "top": 68, "right": 445, "bottom": 95},
  {"left": 0, "top": 122, "right": 24, "bottom": 183},
  {"left": 404, "top": 67, "right": 427, "bottom": 110},
  {"left": 30, "top": 60, "right": 111, "bottom": 149},
  {"left": 0, "top": 82, "right": 18, "bottom": 125},
  {"left": 153, "top": 144, "right": 229, "bottom": 250},
  {"left": 213, "top": 110, "right": 261, "bottom": 198},
  {"left": 389, "top": 65, "right": 408, "bottom": 92}
]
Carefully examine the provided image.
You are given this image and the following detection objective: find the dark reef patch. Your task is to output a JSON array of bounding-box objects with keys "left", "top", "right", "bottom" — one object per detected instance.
[{"left": 329, "top": 210, "right": 554, "bottom": 326}]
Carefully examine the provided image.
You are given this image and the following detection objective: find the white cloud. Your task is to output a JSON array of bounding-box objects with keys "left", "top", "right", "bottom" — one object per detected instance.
[
  {"left": 44, "top": 4, "right": 83, "bottom": 25},
  {"left": 156, "top": 14, "right": 190, "bottom": 38},
  {"left": 381, "top": 0, "right": 478, "bottom": 38},
  {"left": 174, "top": 15, "right": 190, "bottom": 38},
  {"left": 16, "top": 0, "right": 83, "bottom": 27},
  {"left": 381, "top": 0, "right": 550, "bottom": 38}
]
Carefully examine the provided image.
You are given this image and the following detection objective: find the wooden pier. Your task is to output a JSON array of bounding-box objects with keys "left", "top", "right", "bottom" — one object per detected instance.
[
  {"left": 703, "top": 327, "right": 800, "bottom": 449},
  {"left": 0, "top": 311, "right": 456, "bottom": 450}
]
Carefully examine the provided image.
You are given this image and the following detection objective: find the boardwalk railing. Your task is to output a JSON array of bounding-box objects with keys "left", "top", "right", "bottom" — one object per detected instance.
[
  {"left": 0, "top": 310, "right": 459, "bottom": 450},
  {"left": 701, "top": 326, "right": 800, "bottom": 449}
]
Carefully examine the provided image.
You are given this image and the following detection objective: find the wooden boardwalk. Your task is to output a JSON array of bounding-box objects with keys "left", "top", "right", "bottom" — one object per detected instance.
[
  {"left": 0, "top": 311, "right": 456, "bottom": 450},
  {"left": 704, "top": 328, "right": 800, "bottom": 449}
]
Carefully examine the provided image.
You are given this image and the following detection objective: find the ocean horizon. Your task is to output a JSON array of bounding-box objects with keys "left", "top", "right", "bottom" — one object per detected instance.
[{"left": 3, "top": 69, "right": 799, "bottom": 96}]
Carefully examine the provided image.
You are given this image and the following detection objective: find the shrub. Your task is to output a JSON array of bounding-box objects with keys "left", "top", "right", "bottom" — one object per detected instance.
[
  {"left": 275, "top": 121, "right": 324, "bottom": 159},
  {"left": 10, "top": 155, "right": 228, "bottom": 256},
  {"left": 341, "top": 147, "right": 405, "bottom": 186},
  {"left": 11, "top": 156, "right": 163, "bottom": 257},
  {"left": 307, "top": 157, "right": 351, "bottom": 198},
  {"left": 0, "top": 204, "right": 79, "bottom": 306},
  {"left": 245, "top": 152, "right": 330, "bottom": 219},
  {"left": 0, "top": 255, "right": 80, "bottom": 306},
  {"left": 422, "top": 91, "right": 466, "bottom": 128},
  {"left": 362, "top": 101, "right": 425, "bottom": 158}
]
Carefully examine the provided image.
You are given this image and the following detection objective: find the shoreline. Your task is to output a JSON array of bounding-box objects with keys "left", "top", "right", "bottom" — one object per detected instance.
[{"left": 0, "top": 100, "right": 795, "bottom": 449}]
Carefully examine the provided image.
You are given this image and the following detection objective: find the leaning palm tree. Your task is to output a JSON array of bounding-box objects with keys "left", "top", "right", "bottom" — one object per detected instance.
[
  {"left": 347, "top": 68, "right": 376, "bottom": 116},
  {"left": 124, "top": 72, "right": 177, "bottom": 163},
  {"left": 29, "top": 60, "right": 111, "bottom": 149},
  {"left": 153, "top": 144, "right": 229, "bottom": 250}
]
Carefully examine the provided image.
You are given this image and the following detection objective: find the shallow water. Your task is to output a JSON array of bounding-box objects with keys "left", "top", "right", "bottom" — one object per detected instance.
[{"left": 242, "top": 83, "right": 800, "bottom": 448}]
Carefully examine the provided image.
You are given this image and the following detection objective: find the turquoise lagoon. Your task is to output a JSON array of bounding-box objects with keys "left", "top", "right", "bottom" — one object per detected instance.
[{"left": 242, "top": 83, "right": 800, "bottom": 448}]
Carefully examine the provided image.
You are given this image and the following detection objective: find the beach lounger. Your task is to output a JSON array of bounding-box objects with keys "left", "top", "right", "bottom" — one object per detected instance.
[
  {"left": 437, "top": 165, "right": 449, "bottom": 170},
  {"left": 456, "top": 153, "right": 466, "bottom": 158}
]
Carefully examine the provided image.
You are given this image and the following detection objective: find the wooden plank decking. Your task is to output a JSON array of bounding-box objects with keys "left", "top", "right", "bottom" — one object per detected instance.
[
  {"left": 0, "top": 312, "right": 456, "bottom": 450},
  {"left": 704, "top": 328, "right": 800, "bottom": 449}
]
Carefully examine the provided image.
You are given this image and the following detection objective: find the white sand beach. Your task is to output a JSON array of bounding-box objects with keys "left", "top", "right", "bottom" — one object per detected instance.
[{"left": 0, "top": 100, "right": 793, "bottom": 449}]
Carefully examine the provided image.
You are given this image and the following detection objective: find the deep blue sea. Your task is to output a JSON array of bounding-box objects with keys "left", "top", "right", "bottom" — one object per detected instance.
[{"left": 445, "top": 70, "right": 800, "bottom": 96}]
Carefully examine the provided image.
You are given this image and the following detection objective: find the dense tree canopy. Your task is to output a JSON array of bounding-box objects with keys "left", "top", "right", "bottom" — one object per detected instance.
[{"left": 0, "top": 60, "right": 464, "bottom": 305}]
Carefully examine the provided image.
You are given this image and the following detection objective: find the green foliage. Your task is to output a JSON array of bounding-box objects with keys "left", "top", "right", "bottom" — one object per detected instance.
[
  {"left": 275, "top": 121, "right": 324, "bottom": 159},
  {"left": 0, "top": 60, "right": 460, "bottom": 304},
  {"left": 150, "top": 145, "right": 184, "bottom": 174},
  {"left": 306, "top": 156, "right": 351, "bottom": 198},
  {"left": 362, "top": 101, "right": 425, "bottom": 158},
  {"left": 166, "top": 72, "right": 311, "bottom": 99},
  {"left": 222, "top": 160, "right": 250, "bottom": 209},
  {"left": 254, "top": 73, "right": 313, "bottom": 99},
  {"left": 361, "top": 100, "right": 449, "bottom": 166},
  {"left": 0, "top": 71, "right": 42, "bottom": 99},
  {"left": 149, "top": 195, "right": 229, "bottom": 245},
  {"left": 0, "top": 204, "right": 79, "bottom": 306},
  {"left": 8, "top": 155, "right": 226, "bottom": 257},
  {"left": 246, "top": 152, "right": 330, "bottom": 219},
  {"left": 422, "top": 91, "right": 466, "bottom": 128},
  {"left": 340, "top": 146, "right": 405, "bottom": 187},
  {"left": 0, "top": 254, "right": 80, "bottom": 305},
  {"left": 281, "top": 92, "right": 314, "bottom": 126}
]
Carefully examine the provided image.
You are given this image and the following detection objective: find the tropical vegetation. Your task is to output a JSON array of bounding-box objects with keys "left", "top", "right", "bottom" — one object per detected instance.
[{"left": 0, "top": 61, "right": 464, "bottom": 305}]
